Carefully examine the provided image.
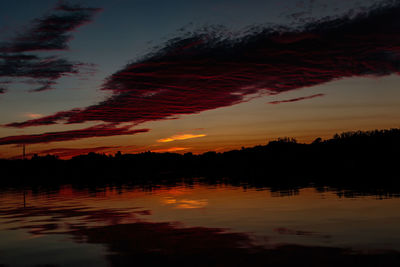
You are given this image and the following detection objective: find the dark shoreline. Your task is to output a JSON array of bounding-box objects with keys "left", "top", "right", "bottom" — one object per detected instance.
[{"left": 0, "top": 128, "right": 399, "bottom": 198}]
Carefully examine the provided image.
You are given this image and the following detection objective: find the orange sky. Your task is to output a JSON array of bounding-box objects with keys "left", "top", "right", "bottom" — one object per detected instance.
[{"left": 1, "top": 75, "right": 400, "bottom": 159}]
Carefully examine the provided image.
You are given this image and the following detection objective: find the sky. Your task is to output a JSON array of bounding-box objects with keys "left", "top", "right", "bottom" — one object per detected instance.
[{"left": 1, "top": 0, "right": 400, "bottom": 159}]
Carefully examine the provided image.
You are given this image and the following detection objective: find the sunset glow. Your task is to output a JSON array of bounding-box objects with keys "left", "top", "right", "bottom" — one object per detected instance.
[
  {"left": 0, "top": 0, "right": 400, "bottom": 159},
  {"left": 1, "top": 2, "right": 400, "bottom": 266},
  {"left": 151, "top": 147, "right": 189, "bottom": 153}
]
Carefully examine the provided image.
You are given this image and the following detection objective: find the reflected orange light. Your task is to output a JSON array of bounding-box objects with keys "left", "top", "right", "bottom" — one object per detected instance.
[
  {"left": 157, "top": 134, "right": 206, "bottom": 143},
  {"left": 163, "top": 197, "right": 208, "bottom": 209},
  {"left": 163, "top": 198, "right": 177, "bottom": 204}
]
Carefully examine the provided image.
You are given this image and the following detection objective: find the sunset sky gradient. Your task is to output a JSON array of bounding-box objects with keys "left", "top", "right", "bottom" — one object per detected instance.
[{"left": 1, "top": 0, "right": 400, "bottom": 159}]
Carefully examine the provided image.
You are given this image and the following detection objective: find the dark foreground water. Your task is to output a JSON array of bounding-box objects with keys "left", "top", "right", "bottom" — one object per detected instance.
[{"left": 1, "top": 180, "right": 400, "bottom": 266}]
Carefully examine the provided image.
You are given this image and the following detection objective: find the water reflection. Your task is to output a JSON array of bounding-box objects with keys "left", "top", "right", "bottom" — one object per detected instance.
[
  {"left": 69, "top": 221, "right": 400, "bottom": 267},
  {"left": 163, "top": 197, "right": 208, "bottom": 209},
  {"left": 1, "top": 180, "right": 400, "bottom": 266}
]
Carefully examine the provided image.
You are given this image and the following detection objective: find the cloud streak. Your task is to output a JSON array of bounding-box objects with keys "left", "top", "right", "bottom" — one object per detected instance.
[
  {"left": 25, "top": 113, "right": 43, "bottom": 119},
  {"left": 157, "top": 134, "right": 206, "bottom": 143},
  {"left": 268, "top": 93, "right": 325, "bottom": 104},
  {"left": 0, "top": 3, "right": 100, "bottom": 92},
  {"left": 0, "top": 125, "right": 149, "bottom": 145},
  {"left": 6, "top": 1, "right": 400, "bottom": 129}
]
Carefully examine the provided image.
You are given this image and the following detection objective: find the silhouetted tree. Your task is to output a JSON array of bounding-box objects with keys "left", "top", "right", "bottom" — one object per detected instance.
[{"left": 312, "top": 137, "right": 322, "bottom": 144}]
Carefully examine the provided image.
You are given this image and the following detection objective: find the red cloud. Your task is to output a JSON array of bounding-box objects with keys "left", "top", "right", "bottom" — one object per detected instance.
[
  {"left": 0, "top": 124, "right": 149, "bottom": 145},
  {"left": 5, "top": 2, "right": 400, "bottom": 128},
  {"left": 268, "top": 93, "right": 325, "bottom": 104}
]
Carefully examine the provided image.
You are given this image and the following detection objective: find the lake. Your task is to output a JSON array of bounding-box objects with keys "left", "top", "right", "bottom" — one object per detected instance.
[{"left": 1, "top": 179, "right": 400, "bottom": 266}]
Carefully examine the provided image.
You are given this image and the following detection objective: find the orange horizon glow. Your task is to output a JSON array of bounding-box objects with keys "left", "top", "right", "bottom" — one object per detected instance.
[
  {"left": 3, "top": 126, "right": 393, "bottom": 160},
  {"left": 151, "top": 147, "right": 189, "bottom": 153}
]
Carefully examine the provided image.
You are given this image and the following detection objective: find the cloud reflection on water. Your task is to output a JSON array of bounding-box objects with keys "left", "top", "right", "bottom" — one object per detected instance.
[
  {"left": 163, "top": 197, "right": 208, "bottom": 209},
  {"left": 1, "top": 183, "right": 400, "bottom": 266}
]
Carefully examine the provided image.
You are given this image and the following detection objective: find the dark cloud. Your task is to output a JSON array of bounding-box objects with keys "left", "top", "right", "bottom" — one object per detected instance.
[
  {"left": 268, "top": 93, "right": 325, "bottom": 104},
  {"left": 5, "top": 109, "right": 81, "bottom": 128},
  {"left": 28, "top": 81, "right": 57, "bottom": 93},
  {"left": 0, "top": 3, "right": 101, "bottom": 53},
  {"left": 0, "top": 55, "right": 78, "bottom": 81},
  {"left": 0, "top": 124, "right": 149, "bottom": 145},
  {"left": 0, "top": 80, "right": 10, "bottom": 93},
  {"left": 6, "top": 1, "right": 400, "bottom": 128},
  {"left": 39, "top": 146, "right": 117, "bottom": 154},
  {"left": 0, "top": 3, "right": 100, "bottom": 92}
]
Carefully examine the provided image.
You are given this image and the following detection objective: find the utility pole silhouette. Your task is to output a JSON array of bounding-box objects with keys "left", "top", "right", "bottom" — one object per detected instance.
[{"left": 22, "top": 144, "right": 26, "bottom": 207}]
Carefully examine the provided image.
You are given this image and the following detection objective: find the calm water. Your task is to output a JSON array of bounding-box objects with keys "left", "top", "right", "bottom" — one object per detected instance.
[{"left": 1, "top": 180, "right": 400, "bottom": 266}]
